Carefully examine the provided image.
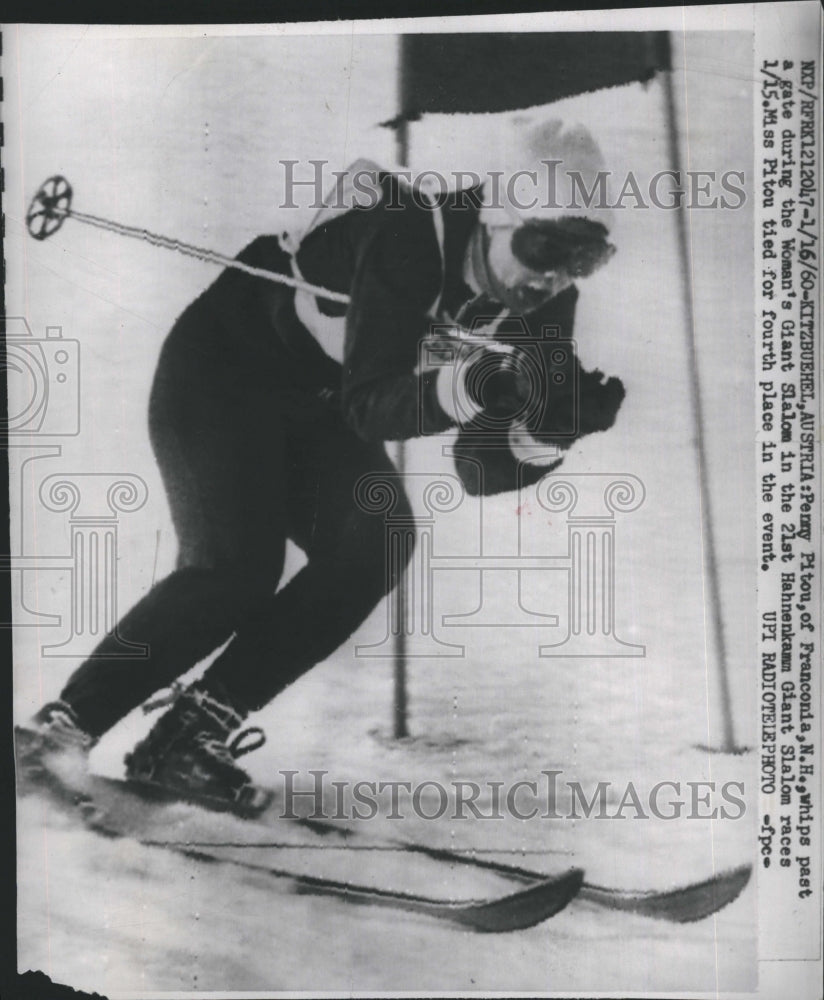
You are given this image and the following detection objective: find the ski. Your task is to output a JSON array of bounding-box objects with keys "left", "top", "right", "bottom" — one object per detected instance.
[
  {"left": 158, "top": 841, "right": 584, "bottom": 932},
  {"left": 21, "top": 765, "right": 751, "bottom": 927},
  {"left": 21, "top": 771, "right": 583, "bottom": 933},
  {"left": 122, "top": 788, "right": 752, "bottom": 924},
  {"left": 577, "top": 866, "right": 753, "bottom": 922},
  {"left": 382, "top": 843, "right": 751, "bottom": 923},
  {"left": 84, "top": 810, "right": 584, "bottom": 933},
  {"left": 292, "top": 815, "right": 752, "bottom": 923}
]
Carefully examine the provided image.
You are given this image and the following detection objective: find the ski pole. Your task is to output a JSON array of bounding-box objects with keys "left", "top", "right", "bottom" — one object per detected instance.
[{"left": 25, "top": 175, "right": 351, "bottom": 305}]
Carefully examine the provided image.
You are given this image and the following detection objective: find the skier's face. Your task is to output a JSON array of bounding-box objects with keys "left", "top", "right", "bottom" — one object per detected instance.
[{"left": 484, "top": 225, "right": 575, "bottom": 313}]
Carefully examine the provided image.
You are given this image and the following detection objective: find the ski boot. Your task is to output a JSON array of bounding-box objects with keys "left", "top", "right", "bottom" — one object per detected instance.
[
  {"left": 14, "top": 700, "right": 97, "bottom": 802},
  {"left": 124, "top": 681, "right": 273, "bottom": 817}
]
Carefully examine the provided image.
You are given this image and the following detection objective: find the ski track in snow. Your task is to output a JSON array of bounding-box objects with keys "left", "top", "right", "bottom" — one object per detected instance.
[{"left": 9, "top": 29, "right": 757, "bottom": 994}]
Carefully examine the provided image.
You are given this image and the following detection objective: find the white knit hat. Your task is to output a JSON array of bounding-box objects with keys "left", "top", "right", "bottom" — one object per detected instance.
[{"left": 481, "top": 119, "right": 614, "bottom": 233}]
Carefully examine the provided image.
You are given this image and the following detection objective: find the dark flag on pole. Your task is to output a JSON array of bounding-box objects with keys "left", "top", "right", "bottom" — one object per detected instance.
[
  {"left": 396, "top": 32, "right": 671, "bottom": 121},
  {"left": 389, "top": 27, "right": 738, "bottom": 754},
  {"left": 388, "top": 29, "right": 699, "bottom": 747}
]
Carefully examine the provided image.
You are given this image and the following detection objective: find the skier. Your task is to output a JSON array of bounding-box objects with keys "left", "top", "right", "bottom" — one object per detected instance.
[{"left": 17, "top": 120, "right": 625, "bottom": 814}]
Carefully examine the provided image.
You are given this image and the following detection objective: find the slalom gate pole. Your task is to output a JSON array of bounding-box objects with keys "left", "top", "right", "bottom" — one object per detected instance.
[
  {"left": 391, "top": 81, "right": 411, "bottom": 741},
  {"left": 663, "top": 42, "right": 743, "bottom": 754}
]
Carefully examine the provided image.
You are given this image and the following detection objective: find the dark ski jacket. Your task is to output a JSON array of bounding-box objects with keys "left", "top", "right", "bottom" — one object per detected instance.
[{"left": 191, "top": 172, "right": 624, "bottom": 496}]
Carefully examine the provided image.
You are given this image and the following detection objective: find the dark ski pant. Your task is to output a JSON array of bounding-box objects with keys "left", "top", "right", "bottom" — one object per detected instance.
[{"left": 61, "top": 295, "right": 411, "bottom": 738}]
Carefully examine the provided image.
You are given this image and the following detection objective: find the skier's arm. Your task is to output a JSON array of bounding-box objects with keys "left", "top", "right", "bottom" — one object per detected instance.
[{"left": 341, "top": 206, "right": 459, "bottom": 442}]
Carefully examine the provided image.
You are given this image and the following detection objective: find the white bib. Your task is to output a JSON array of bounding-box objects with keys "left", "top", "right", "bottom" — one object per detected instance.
[
  {"left": 292, "top": 285, "right": 347, "bottom": 363},
  {"left": 284, "top": 162, "right": 447, "bottom": 363}
]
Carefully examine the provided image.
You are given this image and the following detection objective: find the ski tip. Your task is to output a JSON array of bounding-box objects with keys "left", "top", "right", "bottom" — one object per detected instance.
[
  {"left": 669, "top": 862, "right": 753, "bottom": 923},
  {"left": 645, "top": 862, "right": 753, "bottom": 924},
  {"left": 459, "top": 867, "right": 585, "bottom": 933},
  {"left": 581, "top": 862, "right": 753, "bottom": 923}
]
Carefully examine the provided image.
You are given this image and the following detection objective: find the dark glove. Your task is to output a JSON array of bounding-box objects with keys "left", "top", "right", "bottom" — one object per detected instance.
[
  {"left": 530, "top": 361, "right": 625, "bottom": 447},
  {"left": 576, "top": 368, "right": 626, "bottom": 436}
]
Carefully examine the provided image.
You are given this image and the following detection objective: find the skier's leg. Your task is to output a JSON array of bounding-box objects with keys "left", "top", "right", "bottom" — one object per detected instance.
[
  {"left": 57, "top": 329, "right": 289, "bottom": 738},
  {"left": 201, "top": 415, "right": 413, "bottom": 710}
]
